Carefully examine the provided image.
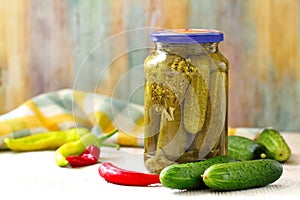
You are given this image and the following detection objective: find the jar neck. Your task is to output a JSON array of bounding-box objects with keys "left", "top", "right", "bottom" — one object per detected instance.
[{"left": 155, "top": 42, "right": 219, "bottom": 55}]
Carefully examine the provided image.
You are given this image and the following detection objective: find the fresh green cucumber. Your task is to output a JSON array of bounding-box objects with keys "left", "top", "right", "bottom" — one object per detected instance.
[
  {"left": 202, "top": 159, "right": 283, "bottom": 191},
  {"left": 228, "top": 135, "right": 267, "bottom": 161},
  {"left": 159, "top": 155, "right": 236, "bottom": 190},
  {"left": 255, "top": 128, "right": 291, "bottom": 162}
]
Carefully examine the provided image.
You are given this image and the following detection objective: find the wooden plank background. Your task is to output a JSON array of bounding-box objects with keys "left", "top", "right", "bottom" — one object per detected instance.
[{"left": 0, "top": 0, "right": 299, "bottom": 132}]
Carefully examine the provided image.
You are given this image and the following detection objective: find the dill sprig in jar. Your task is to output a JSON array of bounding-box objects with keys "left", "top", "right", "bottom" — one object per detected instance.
[{"left": 143, "top": 29, "right": 229, "bottom": 174}]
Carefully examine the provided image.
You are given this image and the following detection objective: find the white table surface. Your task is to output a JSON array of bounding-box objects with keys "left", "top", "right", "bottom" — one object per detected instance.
[{"left": 1, "top": 132, "right": 300, "bottom": 200}]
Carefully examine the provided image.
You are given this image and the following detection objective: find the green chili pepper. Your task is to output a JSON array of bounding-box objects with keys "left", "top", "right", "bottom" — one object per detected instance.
[
  {"left": 4, "top": 128, "right": 90, "bottom": 151},
  {"left": 55, "top": 129, "right": 120, "bottom": 167}
]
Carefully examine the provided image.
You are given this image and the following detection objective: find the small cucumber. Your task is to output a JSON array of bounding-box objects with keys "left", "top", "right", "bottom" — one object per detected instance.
[
  {"left": 159, "top": 155, "right": 236, "bottom": 190},
  {"left": 228, "top": 135, "right": 267, "bottom": 161},
  {"left": 256, "top": 128, "right": 291, "bottom": 162},
  {"left": 202, "top": 159, "right": 283, "bottom": 191}
]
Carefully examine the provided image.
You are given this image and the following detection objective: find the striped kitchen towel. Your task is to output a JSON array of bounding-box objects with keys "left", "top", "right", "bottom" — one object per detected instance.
[{"left": 0, "top": 89, "right": 145, "bottom": 149}]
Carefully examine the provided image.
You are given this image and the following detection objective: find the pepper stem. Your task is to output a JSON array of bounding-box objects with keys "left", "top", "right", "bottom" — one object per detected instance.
[
  {"left": 102, "top": 143, "right": 121, "bottom": 150},
  {"left": 97, "top": 129, "right": 119, "bottom": 146}
]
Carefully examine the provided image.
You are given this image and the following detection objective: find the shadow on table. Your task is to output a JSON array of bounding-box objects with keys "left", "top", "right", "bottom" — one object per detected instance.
[{"left": 171, "top": 183, "right": 297, "bottom": 197}]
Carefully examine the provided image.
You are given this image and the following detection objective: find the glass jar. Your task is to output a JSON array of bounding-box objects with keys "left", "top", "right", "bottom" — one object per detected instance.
[{"left": 143, "top": 29, "right": 229, "bottom": 174}]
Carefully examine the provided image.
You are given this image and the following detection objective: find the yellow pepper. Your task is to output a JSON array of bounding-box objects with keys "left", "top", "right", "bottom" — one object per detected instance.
[
  {"left": 4, "top": 128, "right": 90, "bottom": 151},
  {"left": 55, "top": 129, "right": 119, "bottom": 167}
]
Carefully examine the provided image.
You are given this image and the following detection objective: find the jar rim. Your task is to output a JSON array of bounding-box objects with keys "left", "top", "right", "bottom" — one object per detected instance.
[{"left": 151, "top": 29, "right": 223, "bottom": 44}]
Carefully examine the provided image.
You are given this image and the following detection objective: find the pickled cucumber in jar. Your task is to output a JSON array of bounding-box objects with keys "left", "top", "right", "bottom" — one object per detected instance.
[{"left": 144, "top": 29, "right": 229, "bottom": 174}]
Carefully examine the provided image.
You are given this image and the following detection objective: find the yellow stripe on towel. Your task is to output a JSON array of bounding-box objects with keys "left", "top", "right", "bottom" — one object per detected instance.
[{"left": 25, "top": 101, "right": 59, "bottom": 130}]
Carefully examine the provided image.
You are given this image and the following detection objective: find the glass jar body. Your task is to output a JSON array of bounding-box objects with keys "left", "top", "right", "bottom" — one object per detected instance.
[{"left": 143, "top": 42, "right": 229, "bottom": 174}]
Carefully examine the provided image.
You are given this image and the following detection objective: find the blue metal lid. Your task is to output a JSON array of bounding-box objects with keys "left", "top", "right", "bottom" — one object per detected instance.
[{"left": 150, "top": 29, "right": 224, "bottom": 43}]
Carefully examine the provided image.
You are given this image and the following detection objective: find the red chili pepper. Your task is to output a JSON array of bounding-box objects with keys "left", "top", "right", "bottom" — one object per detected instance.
[
  {"left": 66, "top": 145, "right": 100, "bottom": 167},
  {"left": 66, "top": 154, "right": 97, "bottom": 167},
  {"left": 98, "top": 162, "right": 161, "bottom": 186},
  {"left": 84, "top": 145, "right": 100, "bottom": 158}
]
